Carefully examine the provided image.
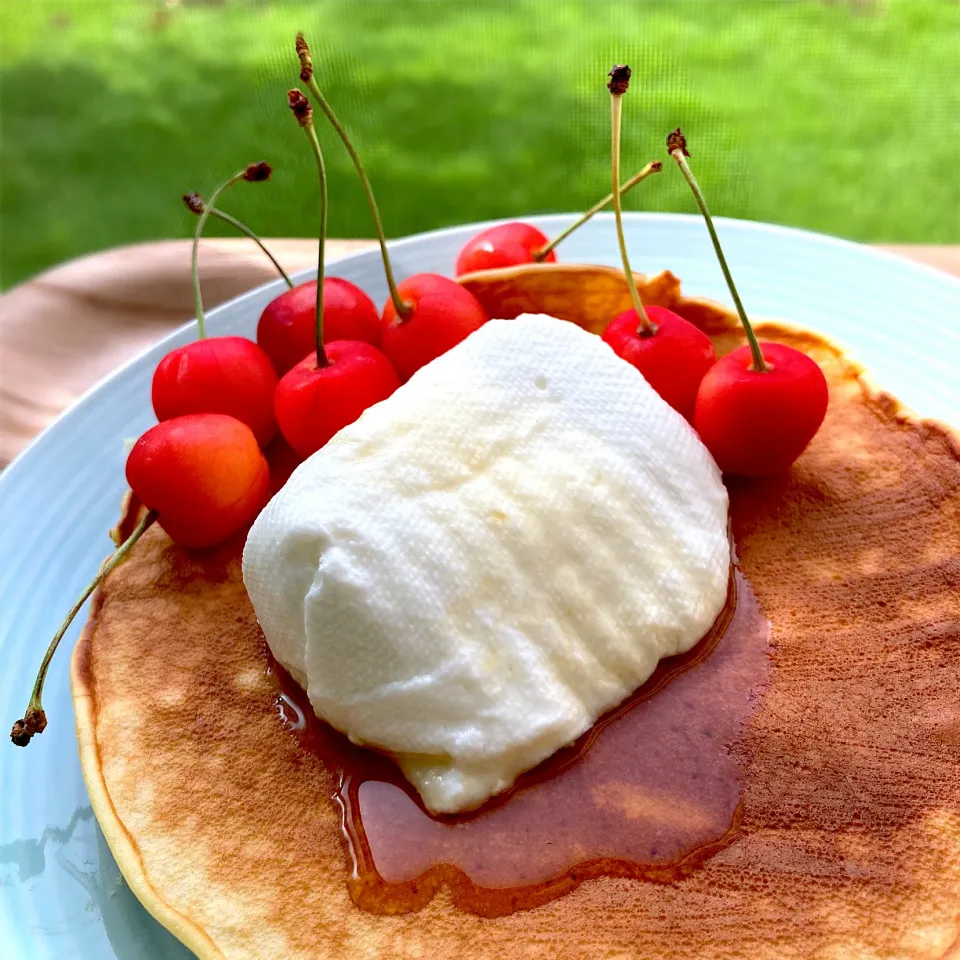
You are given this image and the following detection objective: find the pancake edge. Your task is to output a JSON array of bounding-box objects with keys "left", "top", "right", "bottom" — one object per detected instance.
[{"left": 71, "top": 489, "right": 227, "bottom": 960}]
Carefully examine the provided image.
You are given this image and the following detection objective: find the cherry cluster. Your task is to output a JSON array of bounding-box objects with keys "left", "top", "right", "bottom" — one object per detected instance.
[
  {"left": 129, "top": 55, "right": 829, "bottom": 558},
  {"left": 10, "top": 52, "right": 830, "bottom": 748},
  {"left": 128, "top": 40, "right": 496, "bottom": 553},
  {"left": 457, "top": 67, "right": 828, "bottom": 478}
]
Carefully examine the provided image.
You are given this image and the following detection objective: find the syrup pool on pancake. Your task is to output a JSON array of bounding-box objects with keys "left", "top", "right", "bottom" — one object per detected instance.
[{"left": 269, "top": 570, "right": 771, "bottom": 915}]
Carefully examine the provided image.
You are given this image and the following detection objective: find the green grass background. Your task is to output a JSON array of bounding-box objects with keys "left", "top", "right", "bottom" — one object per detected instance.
[{"left": 2, "top": 0, "right": 959, "bottom": 289}]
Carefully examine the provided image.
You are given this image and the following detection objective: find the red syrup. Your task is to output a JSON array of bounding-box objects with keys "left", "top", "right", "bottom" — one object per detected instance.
[{"left": 273, "top": 570, "right": 770, "bottom": 916}]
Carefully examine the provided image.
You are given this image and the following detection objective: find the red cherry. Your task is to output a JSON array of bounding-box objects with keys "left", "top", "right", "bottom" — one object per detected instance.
[
  {"left": 274, "top": 340, "right": 401, "bottom": 458},
  {"left": 277, "top": 88, "right": 400, "bottom": 459},
  {"left": 257, "top": 277, "right": 381, "bottom": 375},
  {"left": 152, "top": 336, "right": 278, "bottom": 447},
  {"left": 126, "top": 413, "right": 270, "bottom": 548},
  {"left": 694, "top": 342, "right": 828, "bottom": 476},
  {"left": 663, "top": 127, "right": 830, "bottom": 476},
  {"left": 455, "top": 159, "right": 665, "bottom": 278},
  {"left": 602, "top": 72, "right": 713, "bottom": 422},
  {"left": 455, "top": 222, "right": 556, "bottom": 276},
  {"left": 380, "top": 274, "right": 488, "bottom": 381},
  {"left": 602, "top": 306, "right": 716, "bottom": 421}
]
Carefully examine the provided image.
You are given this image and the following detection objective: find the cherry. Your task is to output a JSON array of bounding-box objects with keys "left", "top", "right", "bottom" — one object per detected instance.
[
  {"left": 667, "top": 128, "right": 828, "bottom": 475},
  {"left": 275, "top": 340, "right": 400, "bottom": 458},
  {"left": 381, "top": 273, "right": 488, "bottom": 381},
  {"left": 454, "top": 161, "right": 662, "bottom": 277},
  {"left": 694, "top": 344, "right": 828, "bottom": 476},
  {"left": 152, "top": 163, "right": 280, "bottom": 446},
  {"left": 126, "top": 413, "right": 270, "bottom": 548},
  {"left": 275, "top": 90, "right": 400, "bottom": 460},
  {"left": 296, "top": 33, "right": 488, "bottom": 381},
  {"left": 601, "top": 66, "right": 716, "bottom": 418},
  {"left": 603, "top": 306, "right": 716, "bottom": 421},
  {"left": 152, "top": 336, "right": 278, "bottom": 447},
  {"left": 455, "top": 222, "right": 556, "bottom": 276},
  {"left": 10, "top": 411, "right": 269, "bottom": 747},
  {"left": 256, "top": 277, "right": 380, "bottom": 376}
]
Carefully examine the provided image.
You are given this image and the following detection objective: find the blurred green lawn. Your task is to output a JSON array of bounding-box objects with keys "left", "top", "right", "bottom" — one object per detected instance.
[{"left": 2, "top": 0, "right": 959, "bottom": 288}]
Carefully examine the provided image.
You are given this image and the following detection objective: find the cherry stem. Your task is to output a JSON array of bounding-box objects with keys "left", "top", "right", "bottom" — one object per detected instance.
[
  {"left": 609, "top": 89, "right": 654, "bottom": 335},
  {"left": 296, "top": 34, "right": 412, "bottom": 319},
  {"left": 669, "top": 141, "right": 768, "bottom": 372},
  {"left": 185, "top": 196, "right": 293, "bottom": 288},
  {"left": 10, "top": 509, "right": 159, "bottom": 748},
  {"left": 190, "top": 171, "right": 247, "bottom": 339},
  {"left": 303, "top": 120, "right": 330, "bottom": 367},
  {"left": 533, "top": 160, "right": 662, "bottom": 262}
]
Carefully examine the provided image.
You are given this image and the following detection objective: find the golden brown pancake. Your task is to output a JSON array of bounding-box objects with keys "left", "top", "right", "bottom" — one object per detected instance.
[{"left": 72, "top": 264, "right": 960, "bottom": 959}]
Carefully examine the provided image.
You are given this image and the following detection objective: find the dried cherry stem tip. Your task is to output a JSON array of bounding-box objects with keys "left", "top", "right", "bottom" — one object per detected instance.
[
  {"left": 533, "top": 160, "right": 663, "bottom": 262},
  {"left": 191, "top": 162, "right": 275, "bottom": 338},
  {"left": 607, "top": 65, "right": 653, "bottom": 336},
  {"left": 295, "top": 32, "right": 412, "bottom": 319},
  {"left": 183, "top": 193, "right": 293, "bottom": 289},
  {"left": 607, "top": 64, "right": 632, "bottom": 96},
  {"left": 10, "top": 509, "right": 159, "bottom": 747},
  {"left": 288, "top": 89, "right": 329, "bottom": 368},
  {"left": 667, "top": 128, "right": 768, "bottom": 373}
]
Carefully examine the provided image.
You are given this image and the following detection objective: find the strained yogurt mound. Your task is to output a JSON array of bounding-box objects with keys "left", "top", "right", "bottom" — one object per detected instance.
[{"left": 243, "top": 315, "right": 729, "bottom": 814}]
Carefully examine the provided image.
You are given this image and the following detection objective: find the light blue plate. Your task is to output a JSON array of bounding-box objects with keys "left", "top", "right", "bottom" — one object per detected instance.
[{"left": 2, "top": 214, "right": 959, "bottom": 959}]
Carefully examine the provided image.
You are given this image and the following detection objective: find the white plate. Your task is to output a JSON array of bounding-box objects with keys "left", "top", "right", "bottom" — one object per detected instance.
[{"left": 1, "top": 213, "right": 959, "bottom": 959}]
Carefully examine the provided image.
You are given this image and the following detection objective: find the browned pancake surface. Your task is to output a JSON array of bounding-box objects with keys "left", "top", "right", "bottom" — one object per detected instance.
[{"left": 73, "top": 267, "right": 960, "bottom": 959}]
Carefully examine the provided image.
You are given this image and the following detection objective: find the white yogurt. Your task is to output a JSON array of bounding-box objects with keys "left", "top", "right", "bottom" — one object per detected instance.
[{"left": 243, "top": 315, "right": 730, "bottom": 814}]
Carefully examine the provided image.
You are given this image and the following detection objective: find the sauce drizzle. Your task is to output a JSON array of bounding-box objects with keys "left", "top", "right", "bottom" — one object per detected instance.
[{"left": 273, "top": 571, "right": 770, "bottom": 916}]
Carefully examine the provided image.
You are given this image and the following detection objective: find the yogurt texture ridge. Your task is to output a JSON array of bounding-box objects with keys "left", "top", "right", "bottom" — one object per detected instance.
[{"left": 243, "top": 315, "right": 730, "bottom": 814}]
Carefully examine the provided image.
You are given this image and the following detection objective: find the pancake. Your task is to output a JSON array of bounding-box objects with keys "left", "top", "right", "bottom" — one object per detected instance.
[{"left": 72, "top": 264, "right": 960, "bottom": 959}]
